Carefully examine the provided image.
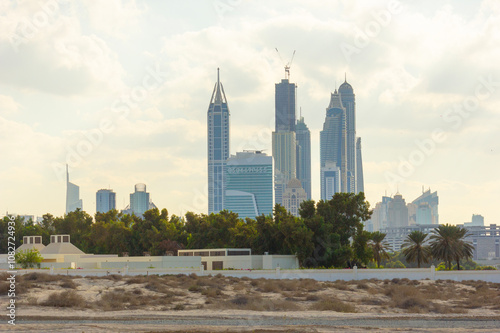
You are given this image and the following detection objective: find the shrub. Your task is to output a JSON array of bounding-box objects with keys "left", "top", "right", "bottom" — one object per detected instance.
[
  {"left": 60, "top": 280, "right": 79, "bottom": 289},
  {"left": 15, "top": 249, "right": 43, "bottom": 269},
  {"left": 188, "top": 285, "right": 202, "bottom": 292},
  {"left": 311, "top": 299, "right": 356, "bottom": 312},
  {"left": 173, "top": 304, "right": 185, "bottom": 310},
  {"left": 43, "top": 290, "right": 86, "bottom": 308}
]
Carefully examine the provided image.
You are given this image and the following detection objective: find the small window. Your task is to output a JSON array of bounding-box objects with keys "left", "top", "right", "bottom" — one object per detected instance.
[{"left": 212, "top": 261, "right": 223, "bottom": 270}]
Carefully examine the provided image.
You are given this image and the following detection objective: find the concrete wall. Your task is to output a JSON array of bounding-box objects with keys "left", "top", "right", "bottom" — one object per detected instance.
[{"left": 7, "top": 266, "right": 500, "bottom": 283}]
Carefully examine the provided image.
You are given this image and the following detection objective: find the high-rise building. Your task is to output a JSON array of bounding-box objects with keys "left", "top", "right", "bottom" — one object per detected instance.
[
  {"left": 339, "top": 78, "right": 356, "bottom": 193},
  {"left": 412, "top": 189, "right": 439, "bottom": 224},
  {"left": 356, "top": 137, "right": 364, "bottom": 194},
  {"left": 65, "top": 165, "right": 83, "bottom": 214},
  {"left": 122, "top": 183, "right": 157, "bottom": 217},
  {"left": 208, "top": 68, "right": 230, "bottom": 214},
  {"left": 320, "top": 162, "right": 341, "bottom": 201},
  {"left": 282, "top": 178, "right": 307, "bottom": 217},
  {"left": 275, "top": 78, "right": 296, "bottom": 132},
  {"left": 273, "top": 76, "right": 297, "bottom": 206},
  {"left": 387, "top": 193, "right": 409, "bottom": 228},
  {"left": 96, "top": 189, "right": 116, "bottom": 213},
  {"left": 320, "top": 90, "right": 347, "bottom": 197},
  {"left": 295, "top": 116, "right": 311, "bottom": 200},
  {"left": 272, "top": 131, "right": 296, "bottom": 205},
  {"left": 224, "top": 151, "right": 274, "bottom": 218}
]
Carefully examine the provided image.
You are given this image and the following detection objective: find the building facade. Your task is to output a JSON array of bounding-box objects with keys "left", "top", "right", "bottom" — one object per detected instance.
[
  {"left": 123, "top": 183, "right": 156, "bottom": 217},
  {"left": 96, "top": 189, "right": 116, "bottom": 213},
  {"left": 387, "top": 194, "right": 409, "bottom": 228},
  {"left": 356, "top": 137, "right": 364, "bottom": 194},
  {"left": 272, "top": 131, "right": 296, "bottom": 205},
  {"left": 208, "top": 68, "right": 230, "bottom": 214},
  {"left": 224, "top": 151, "right": 274, "bottom": 218},
  {"left": 275, "top": 78, "right": 296, "bottom": 132},
  {"left": 295, "top": 116, "right": 311, "bottom": 200},
  {"left": 320, "top": 162, "right": 341, "bottom": 201},
  {"left": 412, "top": 189, "right": 439, "bottom": 224},
  {"left": 282, "top": 178, "right": 307, "bottom": 217},
  {"left": 66, "top": 165, "right": 83, "bottom": 214}
]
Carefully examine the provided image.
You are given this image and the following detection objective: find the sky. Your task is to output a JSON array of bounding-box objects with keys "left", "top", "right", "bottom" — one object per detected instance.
[{"left": 1, "top": 0, "right": 499, "bottom": 225}]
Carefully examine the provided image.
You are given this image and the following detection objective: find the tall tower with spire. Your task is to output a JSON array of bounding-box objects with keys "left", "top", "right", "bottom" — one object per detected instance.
[
  {"left": 66, "top": 164, "right": 83, "bottom": 214},
  {"left": 207, "top": 68, "right": 230, "bottom": 214},
  {"left": 338, "top": 75, "right": 356, "bottom": 193},
  {"left": 320, "top": 89, "right": 347, "bottom": 200}
]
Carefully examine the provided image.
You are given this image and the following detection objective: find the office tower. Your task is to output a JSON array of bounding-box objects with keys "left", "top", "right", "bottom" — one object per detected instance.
[
  {"left": 65, "top": 165, "right": 83, "bottom": 214},
  {"left": 339, "top": 77, "right": 356, "bottom": 193},
  {"left": 387, "top": 193, "right": 409, "bottom": 228},
  {"left": 282, "top": 179, "right": 307, "bottom": 217},
  {"left": 320, "top": 90, "right": 347, "bottom": 198},
  {"left": 412, "top": 189, "right": 439, "bottom": 224},
  {"left": 273, "top": 76, "right": 297, "bottom": 206},
  {"left": 207, "top": 68, "right": 230, "bottom": 214},
  {"left": 471, "top": 214, "right": 485, "bottom": 227},
  {"left": 96, "top": 189, "right": 116, "bottom": 213},
  {"left": 356, "top": 137, "right": 364, "bottom": 194},
  {"left": 368, "top": 196, "right": 392, "bottom": 232},
  {"left": 125, "top": 183, "right": 155, "bottom": 217},
  {"left": 224, "top": 151, "right": 274, "bottom": 218},
  {"left": 272, "top": 131, "right": 296, "bottom": 205},
  {"left": 295, "top": 116, "right": 311, "bottom": 200},
  {"left": 320, "top": 162, "right": 341, "bottom": 201}
]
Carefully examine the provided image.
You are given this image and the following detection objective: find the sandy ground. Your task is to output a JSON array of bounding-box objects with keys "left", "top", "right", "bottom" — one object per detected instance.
[{"left": 2, "top": 273, "right": 500, "bottom": 332}]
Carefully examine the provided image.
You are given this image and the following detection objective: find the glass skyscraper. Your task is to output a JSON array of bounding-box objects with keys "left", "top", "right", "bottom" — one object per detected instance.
[
  {"left": 225, "top": 151, "right": 274, "bottom": 218},
  {"left": 275, "top": 79, "right": 296, "bottom": 132},
  {"left": 320, "top": 89, "right": 347, "bottom": 199},
  {"left": 356, "top": 137, "right": 364, "bottom": 194},
  {"left": 207, "top": 68, "right": 230, "bottom": 214},
  {"left": 65, "top": 165, "right": 82, "bottom": 214},
  {"left": 339, "top": 78, "right": 356, "bottom": 193},
  {"left": 130, "top": 183, "right": 150, "bottom": 217},
  {"left": 96, "top": 189, "right": 116, "bottom": 213},
  {"left": 295, "top": 116, "right": 311, "bottom": 200}
]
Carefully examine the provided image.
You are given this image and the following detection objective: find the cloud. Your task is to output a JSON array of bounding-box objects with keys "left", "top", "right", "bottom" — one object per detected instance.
[{"left": 0, "top": 95, "right": 20, "bottom": 116}]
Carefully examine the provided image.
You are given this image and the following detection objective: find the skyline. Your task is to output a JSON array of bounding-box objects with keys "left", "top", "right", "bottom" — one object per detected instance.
[{"left": 1, "top": 1, "right": 499, "bottom": 224}]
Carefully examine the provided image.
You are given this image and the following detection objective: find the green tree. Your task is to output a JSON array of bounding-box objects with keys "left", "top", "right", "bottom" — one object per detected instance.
[
  {"left": 369, "top": 231, "right": 390, "bottom": 268},
  {"left": 402, "top": 230, "right": 432, "bottom": 268},
  {"left": 15, "top": 249, "right": 43, "bottom": 268},
  {"left": 352, "top": 228, "right": 373, "bottom": 267}
]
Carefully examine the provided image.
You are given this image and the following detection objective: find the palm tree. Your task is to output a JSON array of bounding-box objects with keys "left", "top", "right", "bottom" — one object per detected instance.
[
  {"left": 402, "top": 230, "right": 432, "bottom": 268},
  {"left": 369, "top": 231, "right": 391, "bottom": 268},
  {"left": 430, "top": 224, "right": 473, "bottom": 270},
  {"left": 451, "top": 227, "right": 474, "bottom": 270}
]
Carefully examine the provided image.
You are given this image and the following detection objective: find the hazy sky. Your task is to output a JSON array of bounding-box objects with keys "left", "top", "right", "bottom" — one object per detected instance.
[{"left": 1, "top": 0, "right": 499, "bottom": 224}]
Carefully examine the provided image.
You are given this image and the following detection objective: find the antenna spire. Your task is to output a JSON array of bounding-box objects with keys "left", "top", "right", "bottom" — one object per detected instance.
[
  {"left": 66, "top": 164, "right": 69, "bottom": 183},
  {"left": 217, "top": 67, "right": 220, "bottom": 84},
  {"left": 344, "top": 72, "right": 347, "bottom": 82}
]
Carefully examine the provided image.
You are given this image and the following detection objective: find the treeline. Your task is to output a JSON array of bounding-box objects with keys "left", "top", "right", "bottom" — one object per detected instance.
[{"left": 2, "top": 193, "right": 380, "bottom": 268}]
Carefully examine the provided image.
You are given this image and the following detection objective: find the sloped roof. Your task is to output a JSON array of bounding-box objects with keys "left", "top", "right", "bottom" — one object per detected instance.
[
  {"left": 16, "top": 243, "right": 45, "bottom": 253},
  {"left": 40, "top": 242, "right": 85, "bottom": 255}
]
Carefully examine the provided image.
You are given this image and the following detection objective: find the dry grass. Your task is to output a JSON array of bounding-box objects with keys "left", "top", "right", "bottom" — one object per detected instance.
[
  {"left": 310, "top": 298, "right": 356, "bottom": 313},
  {"left": 222, "top": 295, "right": 300, "bottom": 311}
]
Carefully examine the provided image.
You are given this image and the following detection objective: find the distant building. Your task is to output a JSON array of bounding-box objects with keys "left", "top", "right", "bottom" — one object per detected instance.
[
  {"left": 339, "top": 78, "right": 357, "bottom": 194},
  {"left": 295, "top": 116, "right": 311, "bottom": 200},
  {"left": 356, "top": 137, "right": 364, "bottom": 194},
  {"left": 464, "top": 214, "right": 485, "bottom": 227},
  {"left": 66, "top": 165, "right": 83, "bottom": 214},
  {"left": 122, "top": 184, "right": 156, "bottom": 217},
  {"left": 224, "top": 151, "right": 274, "bottom": 218},
  {"left": 412, "top": 189, "right": 439, "bottom": 224},
  {"left": 272, "top": 131, "right": 296, "bottom": 205},
  {"left": 275, "top": 78, "right": 296, "bottom": 132},
  {"left": 321, "top": 162, "right": 341, "bottom": 201},
  {"left": 282, "top": 178, "right": 307, "bottom": 217},
  {"left": 387, "top": 194, "right": 409, "bottom": 228},
  {"left": 320, "top": 90, "right": 347, "bottom": 196},
  {"left": 96, "top": 189, "right": 116, "bottom": 213},
  {"left": 208, "top": 68, "right": 230, "bottom": 215},
  {"left": 366, "top": 196, "right": 392, "bottom": 232}
]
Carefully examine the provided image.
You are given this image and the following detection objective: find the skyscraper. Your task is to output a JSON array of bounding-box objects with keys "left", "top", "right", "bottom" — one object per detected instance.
[
  {"left": 207, "top": 68, "right": 230, "bottom": 214},
  {"left": 295, "top": 116, "right": 311, "bottom": 200},
  {"left": 321, "top": 162, "right": 341, "bottom": 201},
  {"left": 356, "top": 137, "right": 364, "bottom": 194},
  {"left": 65, "top": 165, "right": 82, "bottom": 214},
  {"left": 224, "top": 151, "right": 274, "bottom": 218},
  {"left": 96, "top": 189, "right": 116, "bottom": 213},
  {"left": 273, "top": 76, "right": 297, "bottom": 205},
  {"left": 387, "top": 193, "right": 409, "bottom": 228},
  {"left": 412, "top": 189, "right": 439, "bottom": 224},
  {"left": 339, "top": 77, "right": 356, "bottom": 193},
  {"left": 320, "top": 90, "right": 347, "bottom": 198}
]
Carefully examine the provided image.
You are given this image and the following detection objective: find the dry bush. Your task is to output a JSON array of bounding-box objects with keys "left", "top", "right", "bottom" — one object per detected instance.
[
  {"left": 331, "top": 280, "right": 351, "bottom": 291},
  {"left": 100, "top": 274, "right": 123, "bottom": 281},
  {"left": 305, "top": 294, "right": 320, "bottom": 302},
  {"left": 22, "top": 273, "right": 64, "bottom": 283},
  {"left": 299, "top": 279, "right": 321, "bottom": 292},
  {"left": 0, "top": 282, "right": 10, "bottom": 294},
  {"left": 354, "top": 281, "right": 369, "bottom": 290},
  {"left": 257, "top": 280, "right": 281, "bottom": 293},
  {"left": 310, "top": 299, "right": 356, "bottom": 313},
  {"left": 96, "top": 290, "right": 174, "bottom": 310},
  {"left": 202, "top": 288, "right": 223, "bottom": 298},
  {"left": 226, "top": 295, "right": 300, "bottom": 311},
  {"left": 60, "top": 280, "right": 79, "bottom": 289},
  {"left": 188, "top": 285, "right": 202, "bottom": 292},
  {"left": 173, "top": 304, "right": 185, "bottom": 310},
  {"left": 42, "top": 290, "right": 86, "bottom": 308},
  {"left": 359, "top": 296, "right": 385, "bottom": 306},
  {"left": 125, "top": 276, "right": 149, "bottom": 285},
  {"left": 384, "top": 285, "right": 430, "bottom": 312},
  {"left": 26, "top": 296, "right": 38, "bottom": 305}
]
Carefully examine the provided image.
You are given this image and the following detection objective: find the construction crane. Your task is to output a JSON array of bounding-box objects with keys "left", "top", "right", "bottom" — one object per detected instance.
[{"left": 275, "top": 48, "right": 295, "bottom": 80}]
